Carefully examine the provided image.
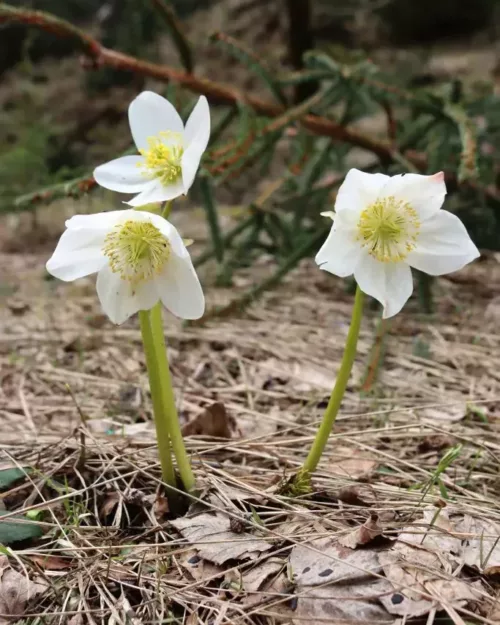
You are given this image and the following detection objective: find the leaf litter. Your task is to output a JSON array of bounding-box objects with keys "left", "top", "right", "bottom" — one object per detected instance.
[
  {"left": 2, "top": 248, "right": 500, "bottom": 623},
  {"left": 171, "top": 512, "right": 273, "bottom": 565},
  {"left": 0, "top": 555, "right": 47, "bottom": 624}
]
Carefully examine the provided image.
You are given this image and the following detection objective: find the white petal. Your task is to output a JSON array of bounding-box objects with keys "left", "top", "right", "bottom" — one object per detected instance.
[
  {"left": 315, "top": 219, "right": 362, "bottom": 278},
  {"left": 181, "top": 96, "right": 210, "bottom": 192},
  {"left": 156, "top": 254, "right": 205, "bottom": 320},
  {"left": 46, "top": 228, "right": 107, "bottom": 281},
  {"left": 65, "top": 210, "right": 133, "bottom": 230},
  {"left": 146, "top": 213, "right": 186, "bottom": 257},
  {"left": 407, "top": 210, "right": 479, "bottom": 275},
  {"left": 354, "top": 255, "right": 413, "bottom": 318},
  {"left": 381, "top": 171, "right": 446, "bottom": 221},
  {"left": 126, "top": 179, "right": 185, "bottom": 207},
  {"left": 184, "top": 96, "right": 210, "bottom": 147},
  {"left": 128, "top": 91, "right": 184, "bottom": 152},
  {"left": 93, "top": 155, "right": 148, "bottom": 193},
  {"left": 96, "top": 265, "right": 159, "bottom": 325},
  {"left": 335, "top": 169, "right": 389, "bottom": 216}
]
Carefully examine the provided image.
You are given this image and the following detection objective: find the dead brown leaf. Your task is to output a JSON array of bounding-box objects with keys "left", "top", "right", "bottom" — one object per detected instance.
[
  {"left": 379, "top": 510, "right": 485, "bottom": 618},
  {"left": 28, "top": 554, "right": 72, "bottom": 571},
  {"left": 0, "top": 556, "right": 47, "bottom": 624},
  {"left": 339, "top": 514, "right": 383, "bottom": 549},
  {"left": 242, "top": 558, "right": 292, "bottom": 612},
  {"left": 242, "top": 557, "right": 284, "bottom": 594},
  {"left": 455, "top": 514, "right": 500, "bottom": 575},
  {"left": 398, "top": 508, "right": 461, "bottom": 558},
  {"left": 171, "top": 513, "right": 272, "bottom": 565},
  {"left": 100, "top": 492, "right": 121, "bottom": 518},
  {"left": 337, "top": 484, "right": 377, "bottom": 507},
  {"left": 289, "top": 538, "right": 393, "bottom": 624},
  {"left": 181, "top": 402, "right": 238, "bottom": 438},
  {"left": 328, "top": 447, "right": 378, "bottom": 479},
  {"left": 380, "top": 548, "right": 482, "bottom": 618},
  {"left": 419, "top": 405, "right": 466, "bottom": 424},
  {"left": 178, "top": 550, "right": 224, "bottom": 583},
  {"left": 153, "top": 494, "right": 169, "bottom": 519}
]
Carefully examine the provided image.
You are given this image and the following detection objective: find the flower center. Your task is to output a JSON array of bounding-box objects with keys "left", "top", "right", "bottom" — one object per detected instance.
[
  {"left": 138, "top": 131, "right": 184, "bottom": 186},
  {"left": 357, "top": 196, "right": 420, "bottom": 263},
  {"left": 103, "top": 220, "right": 170, "bottom": 284}
]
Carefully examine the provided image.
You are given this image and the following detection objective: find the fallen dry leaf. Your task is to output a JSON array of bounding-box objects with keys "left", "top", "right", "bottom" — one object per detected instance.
[
  {"left": 380, "top": 548, "right": 482, "bottom": 618},
  {"left": 181, "top": 402, "right": 237, "bottom": 438},
  {"left": 100, "top": 492, "right": 122, "bottom": 519},
  {"left": 455, "top": 514, "right": 500, "bottom": 575},
  {"left": 419, "top": 405, "right": 466, "bottom": 424},
  {"left": 241, "top": 557, "right": 284, "bottom": 594},
  {"left": 289, "top": 538, "right": 393, "bottom": 624},
  {"left": 171, "top": 513, "right": 272, "bottom": 565},
  {"left": 28, "top": 554, "right": 72, "bottom": 571},
  {"left": 379, "top": 510, "right": 485, "bottom": 618},
  {"left": 337, "top": 484, "right": 377, "bottom": 507},
  {"left": 257, "top": 358, "right": 333, "bottom": 392},
  {"left": 207, "top": 481, "right": 266, "bottom": 509},
  {"left": 153, "top": 494, "right": 169, "bottom": 519},
  {"left": 338, "top": 514, "right": 383, "bottom": 549},
  {"left": 398, "top": 508, "right": 461, "bottom": 558},
  {"left": 327, "top": 447, "right": 378, "bottom": 479},
  {"left": 0, "top": 555, "right": 47, "bottom": 624},
  {"left": 178, "top": 550, "right": 224, "bottom": 583},
  {"left": 242, "top": 568, "right": 290, "bottom": 609}
]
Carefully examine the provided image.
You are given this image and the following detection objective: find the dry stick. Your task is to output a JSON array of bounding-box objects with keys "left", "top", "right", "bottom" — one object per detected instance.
[{"left": 1, "top": 2, "right": 499, "bottom": 203}]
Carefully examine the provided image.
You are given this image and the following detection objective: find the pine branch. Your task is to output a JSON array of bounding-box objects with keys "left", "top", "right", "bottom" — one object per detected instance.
[
  {"left": 0, "top": 3, "right": 400, "bottom": 159},
  {"left": 1, "top": 3, "right": 498, "bottom": 202},
  {"left": 0, "top": 176, "right": 97, "bottom": 214},
  {"left": 150, "top": 0, "right": 194, "bottom": 73}
]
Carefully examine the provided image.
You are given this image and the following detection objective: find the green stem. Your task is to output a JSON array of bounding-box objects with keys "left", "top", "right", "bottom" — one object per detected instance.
[
  {"left": 162, "top": 200, "right": 173, "bottom": 219},
  {"left": 139, "top": 310, "right": 176, "bottom": 487},
  {"left": 302, "top": 285, "right": 365, "bottom": 474},
  {"left": 149, "top": 303, "right": 196, "bottom": 491}
]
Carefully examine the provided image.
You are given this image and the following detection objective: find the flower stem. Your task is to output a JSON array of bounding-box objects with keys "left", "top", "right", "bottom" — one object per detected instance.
[
  {"left": 149, "top": 303, "right": 196, "bottom": 491},
  {"left": 139, "top": 310, "right": 176, "bottom": 487},
  {"left": 162, "top": 200, "right": 173, "bottom": 219},
  {"left": 302, "top": 285, "right": 364, "bottom": 474}
]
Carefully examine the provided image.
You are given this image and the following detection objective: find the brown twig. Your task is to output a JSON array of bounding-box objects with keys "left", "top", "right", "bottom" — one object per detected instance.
[
  {"left": 0, "top": 3, "right": 394, "bottom": 160},
  {"left": 1, "top": 3, "right": 500, "bottom": 202}
]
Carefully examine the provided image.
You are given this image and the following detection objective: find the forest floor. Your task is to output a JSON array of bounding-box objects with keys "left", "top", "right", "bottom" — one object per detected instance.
[
  {"left": 1, "top": 1, "right": 500, "bottom": 621},
  {"left": 1, "top": 205, "right": 500, "bottom": 624}
]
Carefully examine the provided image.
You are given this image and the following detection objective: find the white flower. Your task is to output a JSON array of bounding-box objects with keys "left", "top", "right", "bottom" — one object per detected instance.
[
  {"left": 316, "top": 169, "right": 479, "bottom": 318},
  {"left": 46, "top": 209, "right": 204, "bottom": 324},
  {"left": 93, "top": 91, "right": 210, "bottom": 206}
]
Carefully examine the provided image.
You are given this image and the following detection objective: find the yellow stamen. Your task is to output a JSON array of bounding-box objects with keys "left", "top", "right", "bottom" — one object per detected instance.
[
  {"left": 357, "top": 196, "right": 420, "bottom": 263},
  {"left": 138, "top": 131, "right": 183, "bottom": 186},
  {"left": 103, "top": 220, "right": 171, "bottom": 284}
]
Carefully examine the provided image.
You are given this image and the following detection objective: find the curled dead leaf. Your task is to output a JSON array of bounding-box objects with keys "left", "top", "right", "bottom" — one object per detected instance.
[
  {"left": 28, "top": 554, "right": 73, "bottom": 571},
  {"left": 337, "top": 484, "right": 377, "bottom": 507},
  {"left": 100, "top": 492, "right": 121, "bottom": 519},
  {"left": 181, "top": 402, "right": 238, "bottom": 438},
  {"left": 153, "top": 494, "right": 169, "bottom": 519},
  {"left": 338, "top": 514, "right": 383, "bottom": 549}
]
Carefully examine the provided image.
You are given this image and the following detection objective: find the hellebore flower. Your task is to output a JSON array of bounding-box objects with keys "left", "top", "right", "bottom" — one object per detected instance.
[
  {"left": 46, "top": 209, "right": 204, "bottom": 324},
  {"left": 94, "top": 92, "right": 210, "bottom": 206},
  {"left": 316, "top": 169, "right": 479, "bottom": 318}
]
